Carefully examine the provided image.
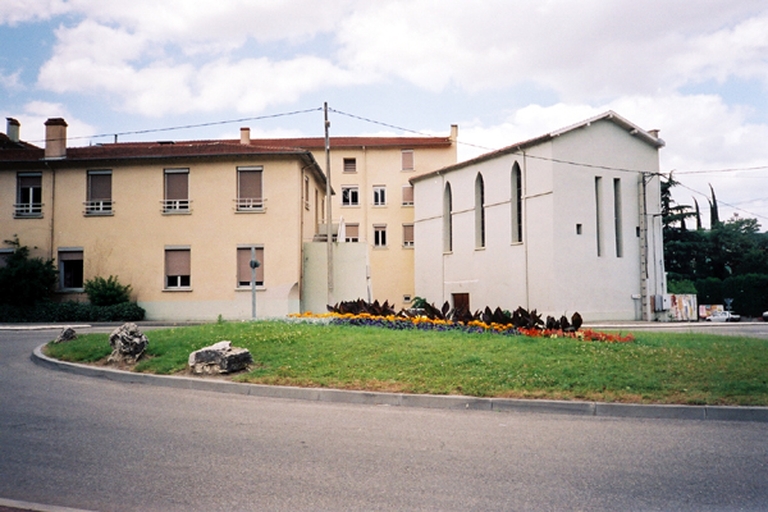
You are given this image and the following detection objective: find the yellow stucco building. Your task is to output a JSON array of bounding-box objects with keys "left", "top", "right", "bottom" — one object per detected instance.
[{"left": 0, "top": 118, "right": 457, "bottom": 320}]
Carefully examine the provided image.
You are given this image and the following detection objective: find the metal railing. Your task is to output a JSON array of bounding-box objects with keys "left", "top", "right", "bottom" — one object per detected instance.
[
  {"left": 13, "top": 203, "right": 43, "bottom": 217},
  {"left": 83, "top": 200, "right": 113, "bottom": 215},
  {"left": 234, "top": 198, "right": 265, "bottom": 211},
  {"left": 161, "top": 199, "right": 191, "bottom": 213}
]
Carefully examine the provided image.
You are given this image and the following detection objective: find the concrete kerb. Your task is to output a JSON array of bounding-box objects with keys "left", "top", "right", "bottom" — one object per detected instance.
[{"left": 32, "top": 344, "right": 768, "bottom": 423}]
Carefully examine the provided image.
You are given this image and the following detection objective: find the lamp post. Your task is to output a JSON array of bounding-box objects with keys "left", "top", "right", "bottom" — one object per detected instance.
[{"left": 250, "top": 246, "right": 260, "bottom": 320}]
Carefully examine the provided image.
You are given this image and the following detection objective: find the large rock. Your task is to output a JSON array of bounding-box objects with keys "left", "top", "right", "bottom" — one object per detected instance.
[
  {"left": 108, "top": 322, "right": 148, "bottom": 365},
  {"left": 188, "top": 341, "right": 252, "bottom": 375},
  {"left": 53, "top": 327, "right": 77, "bottom": 344}
]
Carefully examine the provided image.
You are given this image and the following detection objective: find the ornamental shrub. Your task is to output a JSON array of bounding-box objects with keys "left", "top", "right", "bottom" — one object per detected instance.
[
  {"left": 0, "top": 237, "right": 58, "bottom": 307},
  {"left": 84, "top": 275, "right": 132, "bottom": 306}
]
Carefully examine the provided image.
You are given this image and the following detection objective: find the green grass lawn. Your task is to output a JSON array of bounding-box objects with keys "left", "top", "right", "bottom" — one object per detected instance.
[{"left": 44, "top": 320, "right": 768, "bottom": 406}]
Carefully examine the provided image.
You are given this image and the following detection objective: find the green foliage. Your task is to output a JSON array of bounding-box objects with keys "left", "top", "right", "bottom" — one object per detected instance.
[
  {"left": 0, "top": 237, "right": 58, "bottom": 306},
  {"left": 46, "top": 321, "right": 768, "bottom": 405},
  {"left": 0, "top": 300, "right": 145, "bottom": 322},
  {"left": 667, "top": 279, "right": 697, "bottom": 294},
  {"left": 84, "top": 275, "right": 132, "bottom": 306},
  {"left": 695, "top": 274, "right": 768, "bottom": 317},
  {"left": 695, "top": 277, "right": 724, "bottom": 305}
]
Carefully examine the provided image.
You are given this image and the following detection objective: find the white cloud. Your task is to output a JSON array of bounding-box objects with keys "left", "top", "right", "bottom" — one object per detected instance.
[
  {"left": 0, "top": 69, "right": 22, "bottom": 90},
  {"left": 0, "top": 0, "right": 69, "bottom": 25}
]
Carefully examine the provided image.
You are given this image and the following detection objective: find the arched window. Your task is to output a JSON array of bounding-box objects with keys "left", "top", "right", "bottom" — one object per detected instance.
[
  {"left": 511, "top": 162, "right": 522, "bottom": 243},
  {"left": 475, "top": 174, "right": 485, "bottom": 248},
  {"left": 443, "top": 183, "right": 453, "bottom": 253}
]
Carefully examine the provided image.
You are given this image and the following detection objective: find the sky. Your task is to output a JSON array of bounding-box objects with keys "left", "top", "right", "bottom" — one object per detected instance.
[{"left": 2, "top": 0, "right": 767, "bottom": 228}]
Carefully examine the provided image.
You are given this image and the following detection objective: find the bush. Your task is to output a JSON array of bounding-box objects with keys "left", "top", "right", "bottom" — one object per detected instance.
[
  {"left": 0, "top": 301, "right": 145, "bottom": 323},
  {"left": 668, "top": 279, "right": 697, "bottom": 294},
  {"left": 0, "top": 237, "right": 57, "bottom": 306},
  {"left": 84, "top": 275, "right": 132, "bottom": 306}
]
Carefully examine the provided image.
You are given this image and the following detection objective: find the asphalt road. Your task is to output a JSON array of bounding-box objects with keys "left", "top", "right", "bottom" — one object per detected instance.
[{"left": 1, "top": 328, "right": 768, "bottom": 511}]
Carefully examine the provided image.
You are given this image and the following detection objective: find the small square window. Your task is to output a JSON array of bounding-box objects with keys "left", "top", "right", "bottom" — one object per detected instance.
[
  {"left": 343, "top": 158, "right": 357, "bottom": 173},
  {"left": 342, "top": 186, "right": 359, "bottom": 206},
  {"left": 576, "top": 224, "right": 583, "bottom": 235}
]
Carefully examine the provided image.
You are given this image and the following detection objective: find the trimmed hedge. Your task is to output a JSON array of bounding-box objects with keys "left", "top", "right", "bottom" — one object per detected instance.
[
  {"left": 0, "top": 301, "right": 145, "bottom": 323},
  {"left": 695, "top": 273, "right": 768, "bottom": 317}
]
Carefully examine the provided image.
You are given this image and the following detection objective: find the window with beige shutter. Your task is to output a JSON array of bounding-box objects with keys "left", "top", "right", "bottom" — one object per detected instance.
[
  {"left": 402, "top": 224, "right": 414, "bottom": 248},
  {"left": 236, "top": 167, "right": 263, "bottom": 211},
  {"left": 237, "top": 247, "right": 264, "bottom": 286},
  {"left": 401, "top": 149, "right": 414, "bottom": 171},
  {"left": 401, "top": 185, "right": 414, "bottom": 206},
  {"left": 85, "top": 170, "right": 113, "bottom": 215},
  {"left": 15, "top": 173, "right": 42, "bottom": 217},
  {"left": 163, "top": 169, "right": 190, "bottom": 213},
  {"left": 165, "top": 248, "right": 191, "bottom": 288},
  {"left": 345, "top": 223, "right": 359, "bottom": 243}
]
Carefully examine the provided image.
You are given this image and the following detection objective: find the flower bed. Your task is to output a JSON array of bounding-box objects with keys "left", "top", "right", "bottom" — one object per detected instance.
[{"left": 290, "top": 311, "right": 634, "bottom": 343}]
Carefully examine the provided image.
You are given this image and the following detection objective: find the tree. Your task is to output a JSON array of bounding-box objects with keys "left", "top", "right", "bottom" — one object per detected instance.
[{"left": 0, "top": 237, "right": 58, "bottom": 307}]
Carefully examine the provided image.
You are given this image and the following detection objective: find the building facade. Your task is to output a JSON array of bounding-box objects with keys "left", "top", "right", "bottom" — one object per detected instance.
[
  {"left": 1, "top": 118, "right": 458, "bottom": 320},
  {"left": 411, "top": 112, "right": 667, "bottom": 322}
]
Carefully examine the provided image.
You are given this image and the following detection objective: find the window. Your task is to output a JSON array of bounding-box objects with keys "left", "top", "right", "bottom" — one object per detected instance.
[
  {"left": 613, "top": 178, "right": 623, "bottom": 257},
  {"left": 374, "top": 225, "right": 387, "bottom": 247},
  {"left": 402, "top": 224, "right": 414, "bottom": 248},
  {"left": 343, "top": 158, "right": 356, "bottom": 173},
  {"left": 236, "top": 166, "right": 263, "bottom": 211},
  {"left": 402, "top": 185, "right": 414, "bottom": 206},
  {"left": 341, "top": 185, "right": 359, "bottom": 206},
  {"left": 595, "top": 177, "right": 603, "bottom": 257},
  {"left": 15, "top": 173, "right": 42, "bottom": 217},
  {"left": 475, "top": 174, "right": 486, "bottom": 249},
  {"left": 452, "top": 293, "right": 470, "bottom": 313},
  {"left": 304, "top": 175, "right": 310, "bottom": 210},
  {"left": 163, "top": 169, "right": 190, "bottom": 213},
  {"left": 58, "top": 249, "right": 83, "bottom": 290},
  {"left": 345, "top": 223, "right": 359, "bottom": 243},
  {"left": 165, "top": 248, "right": 191, "bottom": 289},
  {"left": 373, "top": 185, "right": 387, "bottom": 206},
  {"left": 443, "top": 183, "right": 453, "bottom": 253},
  {"left": 237, "top": 246, "right": 264, "bottom": 287},
  {"left": 401, "top": 149, "right": 414, "bottom": 171},
  {"left": 511, "top": 162, "right": 522, "bottom": 243},
  {"left": 85, "top": 170, "right": 112, "bottom": 215}
]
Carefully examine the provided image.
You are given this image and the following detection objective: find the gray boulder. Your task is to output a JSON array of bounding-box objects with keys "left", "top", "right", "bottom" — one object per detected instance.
[
  {"left": 108, "top": 322, "right": 148, "bottom": 365},
  {"left": 188, "top": 341, "right": 252, "bottom": 375},
  {"left": 53, "top": 326, "right": 77, "bottom": 344}
]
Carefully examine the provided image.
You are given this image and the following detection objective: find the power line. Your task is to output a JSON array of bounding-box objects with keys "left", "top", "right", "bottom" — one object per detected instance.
[
  {"left": 674, "top": 181, "right": 768, "bottom": 222},
  {"left": 675, "top": 165, "right": 768, "bottom": 175}
]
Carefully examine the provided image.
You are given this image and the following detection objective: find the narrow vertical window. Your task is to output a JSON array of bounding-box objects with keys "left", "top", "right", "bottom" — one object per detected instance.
[
  {"left": 343, "top": 158, "right": 357, "bottom": 173},
  {"left": 15, "top": 173, "right": 42, "bottom": 217},
  {"left": 402, "top": 224, "right": 414, "bottom": 247},
  {"left": 163, "top": 169, "right": 189, "bottom": 212},
  {"left": 237, "top": 246, "right": 264, "bottom": 286},
  {"left": 613, "top": 178, "right": 623, "bottom": 257},
  {"left": 402, "top": 185, "right": 414, "bottom": 206},
  {"left": 511, "top": 162, "right": 522, "bottom": 243},
  {"left": 304, "top": 175, "right": 310, "bottom": 210},
  {"left": 595, "top": 176, "right": 603, "bottom": 257},
  {"left": 85, "top": 170, "right": 112, "bottom": 215},
  {"left": 373, "top": 185, "right": 387, "bottom": 206},
  {"left": 165, "top": 248, "right": 191, "bottom": 288},
  {"left": 401, "top": 149, "right": 414, "bottom": 171},
  {"left": 374, "top": 225, "right": 387, "bottom": 247},
  {"left": 443, "top": 183, "right": 453, "bottom": 253},
  {"left": 475, "top": 174, "right": 485, "bottom": 249},
  {"left": 58, "top": 249, "right": 84, "bottom": 290},
  {"left": 237, "top": 166, "right": 263, "bottom": 211}
]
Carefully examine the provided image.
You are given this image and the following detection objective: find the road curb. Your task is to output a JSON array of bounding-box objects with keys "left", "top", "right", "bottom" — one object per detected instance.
[
  {"left": 32, "top": 344, "right": 768, "bottom": 423},
  {"left": 0, "top": 496, "right": 94, "bottom": 512}
]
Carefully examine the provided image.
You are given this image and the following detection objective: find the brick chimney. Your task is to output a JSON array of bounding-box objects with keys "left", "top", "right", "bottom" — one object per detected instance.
[
  {"left": 6, "top": 118, "right": 20, "bottom": 142},
  {"left": 44, "top": 117, "right": 68, "bottom": 159},
  {"left": 240, "top": 127, "right": 250, "bottom": 145}
]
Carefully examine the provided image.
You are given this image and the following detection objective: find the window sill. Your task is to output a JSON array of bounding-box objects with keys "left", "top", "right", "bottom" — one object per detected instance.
[
  {"left": 163, "top": 287, "right": 193, "bottom": 292},
  {"left": 84, "top": 212, "right": 114, "bottom": 217},
  {"left": 13, "top": 214, "right": 44, "bottom": 219},
  {"left": 235, "top": 286, "right": 266, "bottom": 291},
  {"left": 402, "top": 245, "right": 414, "bottom": 250},
  {"left": 162, "top": 210, "right": 192, "bottom": 216},
  {"left": 341, "top": 205, "right": 360, "bottom": 208},
  {"left": 510, "top": 242, "right": 523, "bottom": 246},
  {"left": 475, "top": 247, "right": 486, "bottom": 252},
  {"left": 235, "top": 208, "right": 266, "bottom": 214},
  {"left": 373, "top": 246, "right": 388, "bottom": 250}
]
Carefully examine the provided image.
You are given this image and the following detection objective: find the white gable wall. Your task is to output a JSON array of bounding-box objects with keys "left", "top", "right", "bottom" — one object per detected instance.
[{"left": 414, "top": 115, "right": 665, "bottom": 321}]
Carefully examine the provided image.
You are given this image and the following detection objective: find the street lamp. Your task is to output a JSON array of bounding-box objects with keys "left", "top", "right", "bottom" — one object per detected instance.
[{"left": 250, "top": 247, "right": 260, "bottom": 320}]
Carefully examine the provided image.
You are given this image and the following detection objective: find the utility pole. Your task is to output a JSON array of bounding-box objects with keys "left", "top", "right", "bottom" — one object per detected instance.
[{"left": 324, "top": 102, "right": 333, "bottom": 306}]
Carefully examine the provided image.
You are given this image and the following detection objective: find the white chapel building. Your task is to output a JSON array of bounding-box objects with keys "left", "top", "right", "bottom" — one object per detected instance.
[{"left": 411, "top": 111, "right": 667, "bottom": 322}]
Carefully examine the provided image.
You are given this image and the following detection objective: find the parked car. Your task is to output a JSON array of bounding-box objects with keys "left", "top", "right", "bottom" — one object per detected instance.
[
  {"left": 707, "top": 310, "right": 741, "bottom": 322},
  {"left": 763, "top": 311, "right": 768, "bottom": 322}
]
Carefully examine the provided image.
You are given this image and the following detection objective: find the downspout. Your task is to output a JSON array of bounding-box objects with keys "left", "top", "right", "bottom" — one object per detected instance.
[
  {"left": 45, "top": 161, "right": 55, "bottom": 263},
  {"left": 522, "top": 150, "right": 530, "bottom": 310}
]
